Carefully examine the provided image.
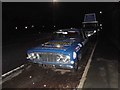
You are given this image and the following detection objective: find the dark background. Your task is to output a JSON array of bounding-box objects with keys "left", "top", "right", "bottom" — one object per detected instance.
[
  {"left": 2, "top": 2, "right": 120, "bottom": 50},
  {"left": 2, "top": 2, "right": 120, "bottom": 88}
]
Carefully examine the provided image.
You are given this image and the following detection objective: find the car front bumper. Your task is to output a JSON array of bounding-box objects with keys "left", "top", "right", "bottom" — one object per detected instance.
[{"left": 28, "top": 60, "right": 74, "bottom": 69}]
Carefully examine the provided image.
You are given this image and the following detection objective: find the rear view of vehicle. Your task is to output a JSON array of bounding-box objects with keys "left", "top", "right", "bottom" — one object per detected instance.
[{"left": 82, "top": 13, "right": 99, "bottom": 37}]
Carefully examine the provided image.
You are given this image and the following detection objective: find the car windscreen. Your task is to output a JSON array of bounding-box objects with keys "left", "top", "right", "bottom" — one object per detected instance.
[{"left": 53, "top": 31, "right": 80, "bottom": 39}]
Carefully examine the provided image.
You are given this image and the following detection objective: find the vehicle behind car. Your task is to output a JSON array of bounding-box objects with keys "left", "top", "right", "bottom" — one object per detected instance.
[{"left": 82, "top": 13, "right": 99, "bottom": 37}]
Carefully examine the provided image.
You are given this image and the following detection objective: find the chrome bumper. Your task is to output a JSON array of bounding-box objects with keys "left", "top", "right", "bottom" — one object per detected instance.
[{"left": 28, "top": 60, "right": 74, "bottom": 69}]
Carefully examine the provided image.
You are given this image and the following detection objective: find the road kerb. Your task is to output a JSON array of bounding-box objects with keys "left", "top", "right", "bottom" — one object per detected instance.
[{"left": 77, "top": 41, "right": 97, "bottom": 88}]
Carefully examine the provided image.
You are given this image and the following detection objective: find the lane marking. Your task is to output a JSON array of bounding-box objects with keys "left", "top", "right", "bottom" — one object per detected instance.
[
  {"left": 2, "top": 64, "right": 25, "bottom": 77},
  {"left": 77, "top": 41, "right": 97, "bottom": 88},
  {"left": 1, "top": 64, "right": 32, "bottom": 85},
  {"left": 1, "top": 69, "right": 23, "bottom": 85}
]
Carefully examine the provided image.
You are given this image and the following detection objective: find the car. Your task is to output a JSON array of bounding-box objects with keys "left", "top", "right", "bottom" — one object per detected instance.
[
  {"left": 26, "top": 28, "right": 88, "bottom": 72},
  {"left": 82, "top": 13, "right": 99, "bottom": 37}
]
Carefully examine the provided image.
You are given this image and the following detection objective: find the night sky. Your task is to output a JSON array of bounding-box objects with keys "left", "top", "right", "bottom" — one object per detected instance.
[
  {"left": 3, "top": 2, "right": 118, "bottom": 27},
  {"left": 2, "top": 2, "right": 120, "bottom": 46}
]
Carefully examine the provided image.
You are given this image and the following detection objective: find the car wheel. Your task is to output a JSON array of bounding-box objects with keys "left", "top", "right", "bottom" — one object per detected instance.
[
  {"left": 71, "top": 59, "right": 79, "bottom": 73},
  {"left": 71, "top": 54, "right": 82, "bottom": 73},
  {"left": 74, "top": 60, "right": 79, "bottom": 71}
]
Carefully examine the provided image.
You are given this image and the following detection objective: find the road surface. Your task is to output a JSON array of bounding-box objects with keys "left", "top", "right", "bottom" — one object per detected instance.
[{"left": 2, "top": 32, "right": 119, "bottom": 89}]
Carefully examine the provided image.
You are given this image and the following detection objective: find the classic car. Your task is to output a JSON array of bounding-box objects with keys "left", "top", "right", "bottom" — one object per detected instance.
[{"left": 26, "top": 28, "right": 88, "bottom": 71}]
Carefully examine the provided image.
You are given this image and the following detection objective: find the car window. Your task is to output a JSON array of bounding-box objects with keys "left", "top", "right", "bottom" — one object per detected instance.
[
  {"left": 67, "top": 32, "right": 79, "bottom": 38},
  {"left": 53, "top": 31, "right": 81, "bottom": 39}
]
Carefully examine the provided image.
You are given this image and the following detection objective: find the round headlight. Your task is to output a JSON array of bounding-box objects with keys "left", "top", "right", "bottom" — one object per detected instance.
[
  {"left": 66, "top": 55, "right": 70, "bottom": 60},
  {"left": 62, "top": 55, "right": 70, "bottom": 63},
  {"left": 73, "top": 52, "right": 77, "bottom": 59},
  {"left": 27, "top": 53, "right": 31, "bottom": 59},
  {"left": 30, "top": 53, "right": 37, "bottom": 59},
  {"left": 31, "top": 53, "right": 35, "bottom": 56}
]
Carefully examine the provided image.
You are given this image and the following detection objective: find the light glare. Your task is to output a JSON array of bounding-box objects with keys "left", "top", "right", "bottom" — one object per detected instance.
[
  {"left": 56, "top": 44, "right": 61, "bottom": 48},
  {"left": 25, "top": 26, "right": 27, "bottom": 29},
  {"left": 32, "top": 25, "right": 34, "bottom": 28},
  {"left": 94, "top": 30, "right": 96, "bottom": 33},
  {"left": 53, "top": 0, "right": 57, "bottom": 2},
  {"left": 71, "top": 61, "right": 74, "bottom": 64},
  {"left": 100, "top": 11, "right": 102, "bottom": 14},
  {"left": 100, "top": 24, "right": 102, "bottom": 26},
  {"left": 15, "top": 27, "right": 17, "bottom": 29}
]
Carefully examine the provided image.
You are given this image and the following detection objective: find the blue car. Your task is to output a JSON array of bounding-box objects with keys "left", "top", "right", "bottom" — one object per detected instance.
[{"left": 26, "top": 28, "right": 88, "bottom": 71}]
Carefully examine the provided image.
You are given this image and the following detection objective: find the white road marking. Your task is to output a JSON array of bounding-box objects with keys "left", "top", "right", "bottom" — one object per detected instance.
[
  {"left": 77, "top": 41, "right": 97, "bottom": 88},
  {"left": 2, "top": 64, "right": 25, "bottom": 77},
  {"left": 1, "top": 64, "right": 32, "bottom": 84},
  {"left": 1, "top": 69, "right": 22, "bottom": 85}
]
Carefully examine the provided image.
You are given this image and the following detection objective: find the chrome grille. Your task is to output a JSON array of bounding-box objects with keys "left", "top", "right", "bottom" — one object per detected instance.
[{"left": 35, "top": 52, "right": 60, "bottom": 62}]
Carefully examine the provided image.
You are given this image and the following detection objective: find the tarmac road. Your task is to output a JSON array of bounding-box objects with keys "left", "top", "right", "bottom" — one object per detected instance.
[
  {"left": 2, "top": 33, "right": 52, "bottom": 74},
  {"left": 83, "top": 34, "right": 118, "bottom": 88},
  {"left": 2, "top": 32, "right": 119, "bottom": 89}
]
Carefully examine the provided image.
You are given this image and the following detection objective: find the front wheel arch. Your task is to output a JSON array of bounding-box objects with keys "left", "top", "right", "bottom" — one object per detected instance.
[{"left": 71, "top": 53, "right": 82, "bottom": 72}]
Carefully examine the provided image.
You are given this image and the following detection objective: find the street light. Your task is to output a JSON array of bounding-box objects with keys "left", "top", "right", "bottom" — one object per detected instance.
[
  {"left": 15, "top": 27, "right": 17, "bottom": 30},
  {"left": 25, "top": 26, "right": 28, "bottom": 29},
  {"left": 100, "top": 11, "right": 102, "bottom": 14},
  {"left": 31, "top": 25, "right": 34, "bottom": 28}
]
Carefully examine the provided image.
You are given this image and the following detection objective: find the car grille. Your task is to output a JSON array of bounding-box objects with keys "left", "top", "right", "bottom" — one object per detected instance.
[{"left": 35, "top": 52, "right": 60, "bottom": 62}]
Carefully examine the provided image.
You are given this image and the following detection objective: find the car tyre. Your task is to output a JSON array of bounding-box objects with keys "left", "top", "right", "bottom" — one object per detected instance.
[
  {"left": 71, "top": 54, "right": 82, "bottom": 73},
  {"left": 74, "top": 60, "right": 79, "bottom": 71},
  {"left": 71, "top": 59, "right": 79, "bottom": 73}
]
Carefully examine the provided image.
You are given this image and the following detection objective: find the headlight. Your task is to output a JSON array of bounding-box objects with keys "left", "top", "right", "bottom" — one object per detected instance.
[
  {"left": 87, "top": 34, "right": 91, "bottom": 37},
  {"left": 27, "top": 53, "right": 37, "bottom": 60},
  {"left": 31, "top": 53, "right": 35, "bottom": 56},
  {"left": 63, "top": 55, "right": 70, "bottom": 63},
  {"left": 56, "top": 54, "right": 70, "bottom": 63},
  {"left": 27, "top": 53, "right": 32, "bottom": 59},
  {"left": 73, "top": 52, "right": 77, "bottom": 59},
  {"left": 94, "top": 30, "right": 96, "bottom": 33}
]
